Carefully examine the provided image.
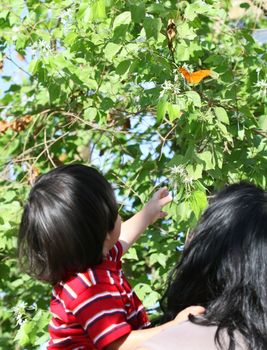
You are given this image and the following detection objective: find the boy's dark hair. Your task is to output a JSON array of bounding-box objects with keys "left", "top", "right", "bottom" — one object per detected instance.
[
  {"left": 160, "top": 182, "right": 267, "bottom": 350},
  {"left": 18, "top": 164, "right": 118, "bottom": 285}
]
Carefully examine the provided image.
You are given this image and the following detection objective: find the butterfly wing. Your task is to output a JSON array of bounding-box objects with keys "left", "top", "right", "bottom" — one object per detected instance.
[
  {"left": 179, "top": 68, "right": 212, "bottom": 84},
  {"left": 189, "top": 70, "right": 212, "bottom": 84},
  {"left": 179, "top": 67, "right": 191, "bottom": 82}
]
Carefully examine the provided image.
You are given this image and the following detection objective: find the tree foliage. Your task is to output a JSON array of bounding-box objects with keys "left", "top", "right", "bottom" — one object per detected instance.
[{"left": 0, "top": 0, "right": 267, "bottom": 348}]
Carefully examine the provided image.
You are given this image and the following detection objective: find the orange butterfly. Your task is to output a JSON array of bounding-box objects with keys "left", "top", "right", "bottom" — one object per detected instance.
[{"left": 179, "top": 67, "right": 213, "bottom": 85}]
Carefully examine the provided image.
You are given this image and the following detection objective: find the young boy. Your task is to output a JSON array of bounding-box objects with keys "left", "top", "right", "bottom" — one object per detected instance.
[{"left": 18, "top": 164, "right": 203, "bottom": 350}]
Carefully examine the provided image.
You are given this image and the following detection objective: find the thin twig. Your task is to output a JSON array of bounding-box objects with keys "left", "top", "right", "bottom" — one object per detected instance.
[
  {"left": 5, "top": 56, "right": 32, "bottom": 77},
  {"left": 159, "top": 123, "right": 177, "bottom": 160},
  {"left": 253, "top": 128, "right": 267, "bottom": 138},
  {"left": 61, "top": 111, "right": 130, "bottom": 134},
  {"left": 44, "top": 129, "right": 57, "bottom": 167},
  {"left": 19, "top": 131, "right": 70, "bottom": 183},
  {"left": 111, "top": 171, "right": 143, "bottom": 206}
]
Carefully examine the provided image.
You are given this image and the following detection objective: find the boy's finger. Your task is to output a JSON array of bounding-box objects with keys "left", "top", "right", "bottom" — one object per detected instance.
[
  {"left": 159, "top": 211, "right": 168, "bottom": 218},
  {"left": 159, "top": 187, "right": 169, "bottom": 198},
  {"left": 154, "top": 187, "right": 169, "bottom": 199},
  {"left": 159, "top": 194, "right": 172, "bottom": 207}
]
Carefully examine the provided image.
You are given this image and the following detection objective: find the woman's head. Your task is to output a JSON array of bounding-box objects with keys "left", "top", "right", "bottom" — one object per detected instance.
[
  {"left": 161, "top": 182, "right": 267, "bottom": 349},
  {"left": 18, "top": 164, "right": 118, "bottom": 284}
]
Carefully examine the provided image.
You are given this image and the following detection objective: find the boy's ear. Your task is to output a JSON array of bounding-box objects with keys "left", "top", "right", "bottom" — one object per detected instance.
[{"left": 102, "top": 233, "right": 111, "bottom": 256}]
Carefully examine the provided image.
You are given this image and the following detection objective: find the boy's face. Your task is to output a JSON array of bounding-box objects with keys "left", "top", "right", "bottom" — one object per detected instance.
[{"left": 102, "top": 215, "right": 121, "bottom": 255}]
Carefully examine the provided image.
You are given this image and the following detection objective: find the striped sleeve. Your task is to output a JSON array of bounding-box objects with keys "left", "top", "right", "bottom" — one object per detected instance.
[{"left": 68, "top": 284, "right": 132, "bottom": 350}]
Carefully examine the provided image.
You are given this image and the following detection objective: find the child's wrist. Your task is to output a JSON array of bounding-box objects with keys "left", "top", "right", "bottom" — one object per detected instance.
[{"left": 140, "top": 205, "right": 154, "bottom": 226}]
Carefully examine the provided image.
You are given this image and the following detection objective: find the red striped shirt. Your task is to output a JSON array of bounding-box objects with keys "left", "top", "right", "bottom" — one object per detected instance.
[{"left": 48, "top": 241, "right": 150, "bottom": 349}]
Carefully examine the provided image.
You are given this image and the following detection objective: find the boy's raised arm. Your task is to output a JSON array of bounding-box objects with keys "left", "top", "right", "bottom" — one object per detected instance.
[{"left": 119, "top": 188, "right": 172, "bottom": 253}]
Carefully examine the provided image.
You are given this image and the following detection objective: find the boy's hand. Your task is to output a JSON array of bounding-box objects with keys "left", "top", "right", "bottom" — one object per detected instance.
[
  {"left": 119, "top": 187, "right": 172, "bottom": 253},
  {"left": 174, "top": 306, "right": 205, "bottom": 324},
  {"left": 143, "top": 187, "right": 172, "bottom": 225}
]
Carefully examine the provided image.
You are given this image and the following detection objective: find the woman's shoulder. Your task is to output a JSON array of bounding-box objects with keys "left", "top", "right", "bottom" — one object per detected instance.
[{"left": 136, "top": 321, "right": 247, "bottom": 350}]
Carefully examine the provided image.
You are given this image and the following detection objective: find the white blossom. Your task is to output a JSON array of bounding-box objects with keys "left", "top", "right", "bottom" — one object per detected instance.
[
  {"left": 31, "top": 40, "right": 51, "bottom": 57},
  {"left": 12, "top": 301, "right": 37, "bottom": 326},
  {"left": 255, "top": 79, "right": 267, "bottom": 99},
  {"left": 13, "top": 301, "right": 27, "bottom": 326},
  {"left": 170, "top": 165, "right": 186, "bottom": 177},
  {"left": 159, "top": 80, "right": 180, "bottom": 98},
  {"left": 61, "top": 8, "right": 74, "bottom": 34},
  {"left": 170, "top": 165, "right": 193, "bottom": 187}
]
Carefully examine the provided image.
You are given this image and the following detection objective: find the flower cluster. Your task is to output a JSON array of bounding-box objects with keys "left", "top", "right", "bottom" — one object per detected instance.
[
  {"left": 255, "top": 79, "right": 267, "bottom": 99},
  {"left": 13, "top": 301, "right": 37, "bottom": 326},
  {"left": 31, "top": 40, "right": 51, "bottom": 57},
  {"left": 159, "top": 80, "right": 181, "bottom": 98},
  {"left": 255, "top": 68, "right": 267, "bottom": 99},
  {"left": 61, "top": 8, "right": 75, "bottom": 34},
  {"left": 170, "top": 165, "right": 193, "bottom": 187}
]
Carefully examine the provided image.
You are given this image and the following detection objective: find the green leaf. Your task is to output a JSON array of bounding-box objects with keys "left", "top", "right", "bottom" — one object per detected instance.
[
  {"left": 77, "top": 3, "right": 91, "bottom": 22},
  {"left": 184, "top": 1, "right": 210, "bottom": 21},
  {"left": 214, "top": 107, "right": 229, "bottom": 125},
  {"left": 84, "top": 107, "right": 98, "bottom": 121},
  {"left": 197, "top": 151, "right": 214, "bottom": 170},
  {"left": 3, "top": 190, "right": 17, "bottom": 202},
  {"left": 143, "top": 17, "right": 162, "bottom": 40},
  {"left": 29, "top": 59, "right": 41, "bottom": 74},
  {"left": 15, "top": 321, "right": 35, "bottom": 346},
  {"left": 176, "top": 23, "right": 196, "bottom": 40},
  {"left": 157, "top": 97, "right": 167, "bottom": 122},
  {"left": 175, "top": 42, "right": 190, "bottom": 61},
  {"left": 217, "top": 122, "right": 229, "bottom": 137},
  {"left": 240, "top": 2, "right": 250, "bottom": 9},
  {"left": 130, "top": 3, "right": 146, "bottom": 23},
  {"left": 213, "top": 148, "right": 224, "bottom": 169},
  {"left": 157, "top": 253, "right": 167, "bottom": 268},
  {"left": 16, "top": 35, "right": 27, "bottom": 50},
  {"left": 143, "top": 290, "right": 160, "bottom": 308},
  {"left": 204, "top": 54, "right": 224, "bottom": 65},
  {"left": 48, "top": 83, "right": 61, "bottom": 103},
  {"left": 186, "top": 164, "right": 203, "bottom": 180},
  {"left": 190, "top": 190, "right": 208, "bottom": 219},
  {"left": 32, "top": 310, "right": 50, "bottom": 329},
  {"left": 176, "top": 201, "right": 191, "bottom": 221},
  {"left": 146, "top": 4, "right": 166, "bottom": 14},
  {"left": 64, "top": 32, "right": 78, "bottom": 45},
  {"left": 186, "top": 91, "right": 201, "bottom": 107},
  {"left": 0, "top": 10, "right": 9, "bottom": 19},
  {"left": 167, "top": 103, "right": 180, "bottom": 122},
  {"left": 134, "top": 283, "right": 153, "bottom": 300},
  {"left": 104, "top": 42, "right": 121, "bottom": 60},
  {"left": 116, "top": 60, "right": 132, "bottom": 75},
  {"left": 15, "top": 327, "right": 30, "bottom": 346},
  {"left": 258, "top": 115, "right": 267, "bottom": 131},
  {"left": 124, "top": 247, "right": 138, "bottom": 260},
  {"left": 113, "top": 11, "right": 131, "bottom": 29},
  {"left": 35, "top": 333, "right": 50, "bottom": 346},
  {"left": 150, "top": 253, "right": 167, "bottom": 267},
  {"left": 168, "top": 154, "right": 185, "bottom": 167},
  {"left": 91, "top": 0, "right": 106, "bottom": 19},
  {"left": 238, "top": 127, "right": 245, "bottom": 140},
  {"left": 112, "top": 11, "right": 131, "bottom": 40}
]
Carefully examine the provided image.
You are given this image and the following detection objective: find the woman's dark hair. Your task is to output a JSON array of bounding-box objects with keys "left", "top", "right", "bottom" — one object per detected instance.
[
  {"left": 18, "top": 164, "right": 118, "bottom": 285},
  {"left": 160, "top": 182, "right": 267, "bottom": 349}
]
